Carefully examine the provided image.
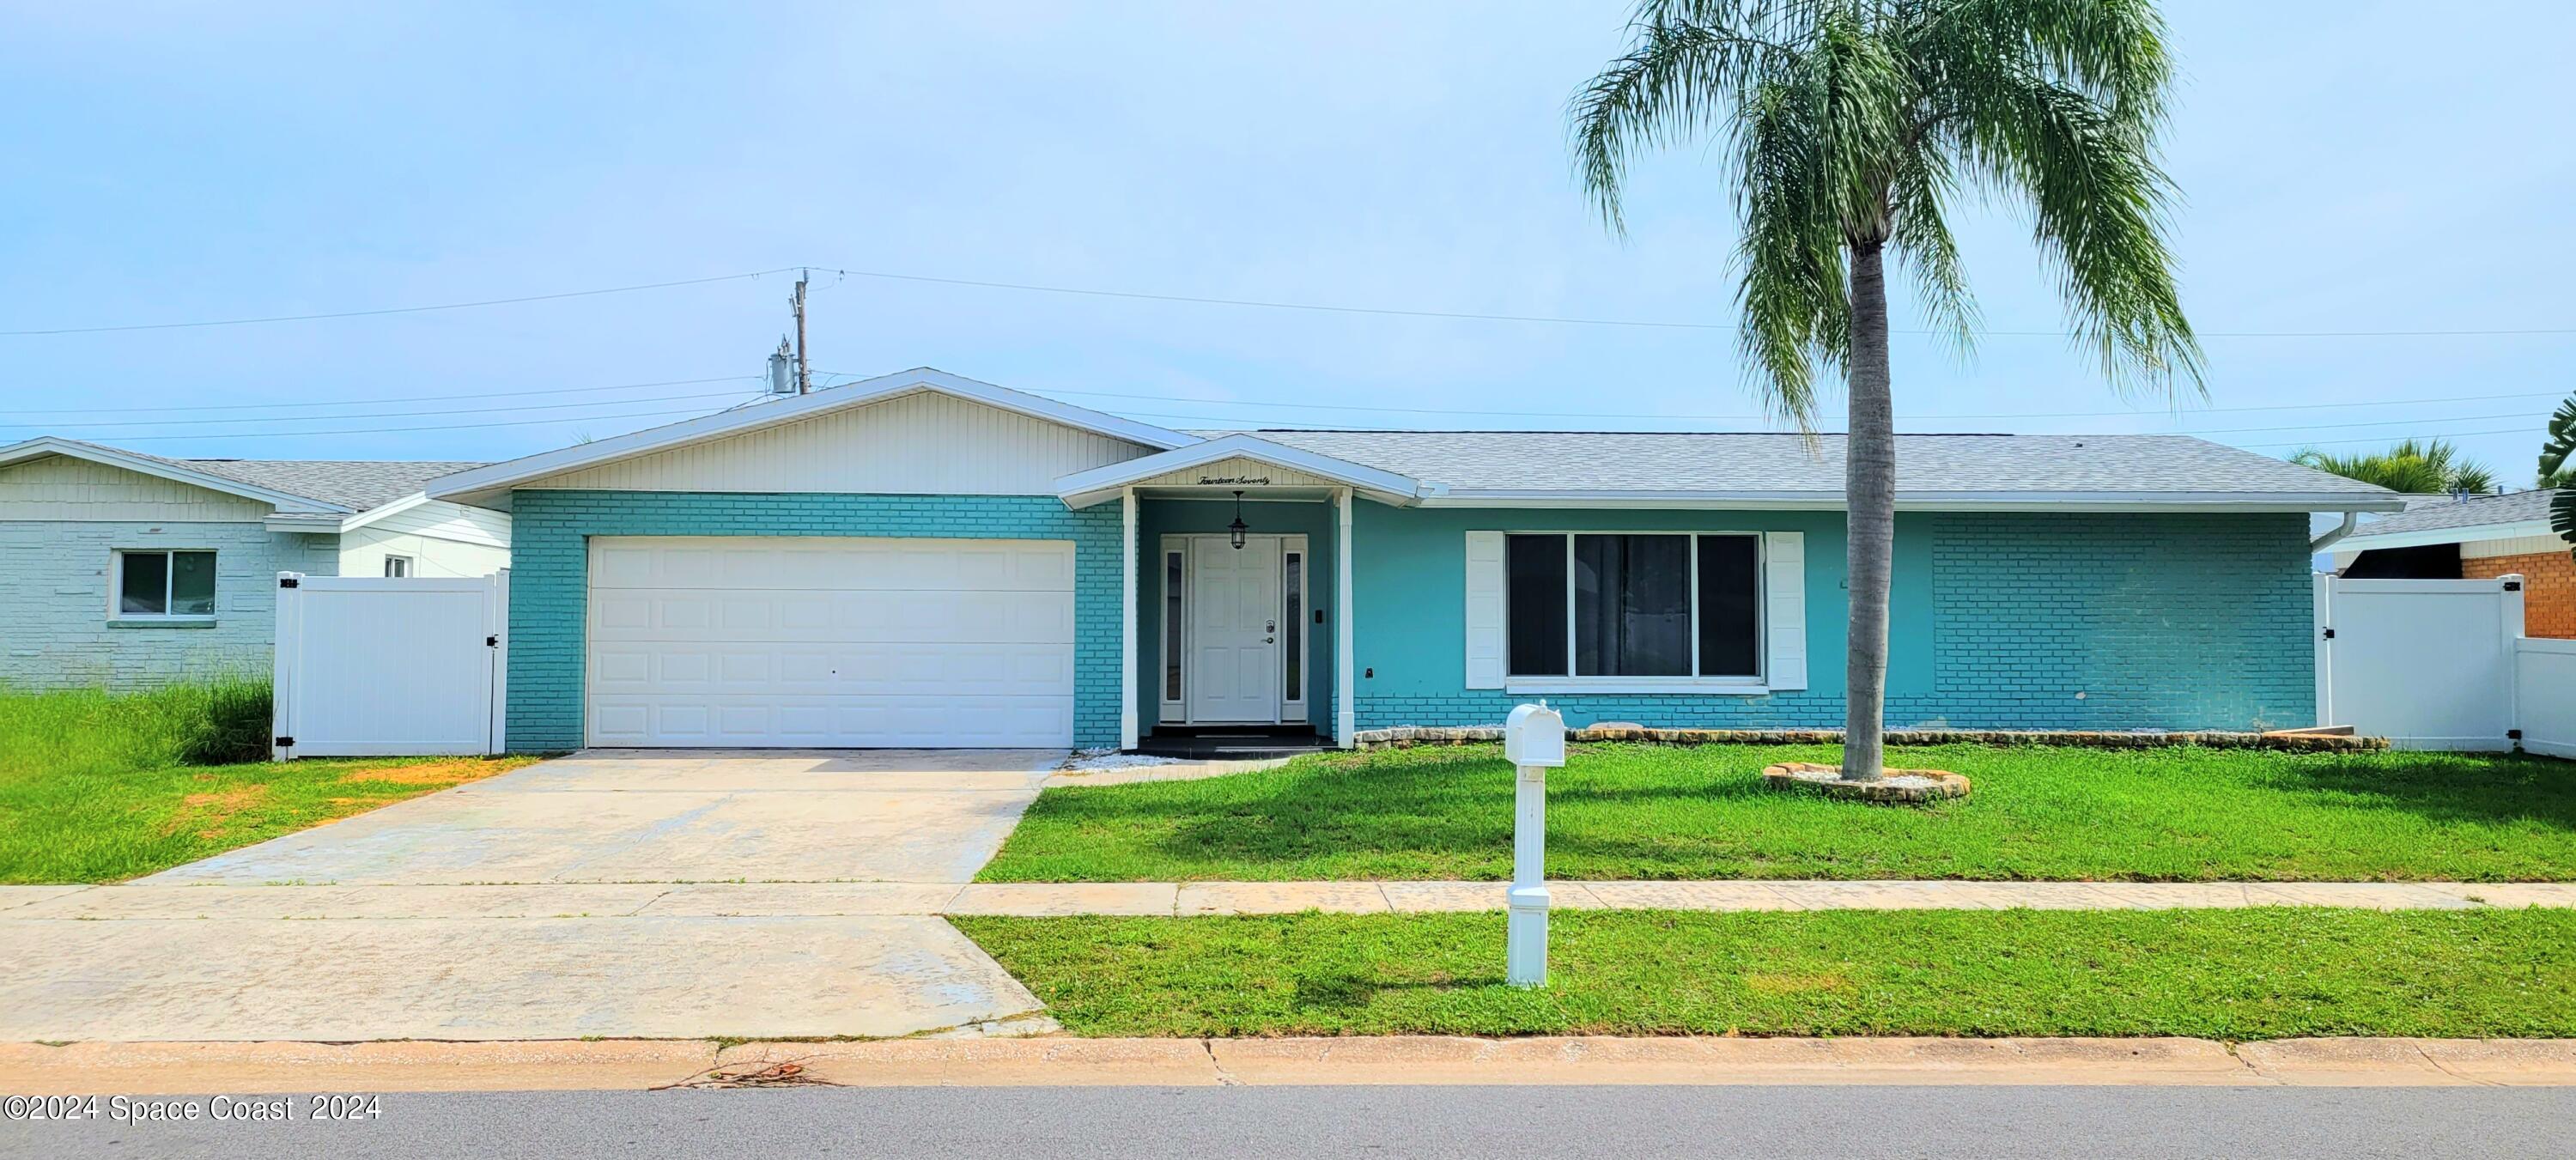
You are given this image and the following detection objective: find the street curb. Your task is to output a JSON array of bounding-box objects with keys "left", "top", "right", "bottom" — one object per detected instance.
[{"left": 4, "top": 1036, "right": 2573, "bottom": 1094}]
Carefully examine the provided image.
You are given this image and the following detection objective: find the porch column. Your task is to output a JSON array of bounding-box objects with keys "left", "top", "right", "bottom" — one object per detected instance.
[
  {"left": 1336, "top": 485, "right": 1356, "bottom": 747},
  {"left": 1120, "top": 486, "right": 1139, "bottom": 751}
]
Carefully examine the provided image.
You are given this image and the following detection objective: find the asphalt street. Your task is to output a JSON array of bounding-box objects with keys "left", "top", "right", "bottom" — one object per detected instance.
[{"left": 7, "top": 1084, "right": 2573, "bottom": 1159}]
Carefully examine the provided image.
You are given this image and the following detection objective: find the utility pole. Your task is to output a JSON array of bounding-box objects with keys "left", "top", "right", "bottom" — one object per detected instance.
[{"left": 790, "top": 268, "right": 811, "bottom": 394}]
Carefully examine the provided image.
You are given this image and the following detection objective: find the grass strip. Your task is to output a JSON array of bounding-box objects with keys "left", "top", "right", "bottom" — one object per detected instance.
[
  {"left": 957, "top": 908, "right": 2576, "bottom": 1040},
  {"left": 981, "top": 743, "right": 2576, "bottom": 883}
]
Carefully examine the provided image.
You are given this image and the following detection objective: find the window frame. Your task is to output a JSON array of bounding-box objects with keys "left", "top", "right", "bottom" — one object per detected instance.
[
  {"left": 1500, "top": 530, "right": 1768, "bottom": 695},
  {"left": 109, "top": 548, "right": 220, "bottom": 623},
  {"left": 383, "top": 555, "right": 415, "bottom": 579}
]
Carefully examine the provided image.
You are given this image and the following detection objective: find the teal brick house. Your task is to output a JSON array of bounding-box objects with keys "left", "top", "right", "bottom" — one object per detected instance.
[{"left": 428, "top": 368, "right": 2401, "bottom": 753}]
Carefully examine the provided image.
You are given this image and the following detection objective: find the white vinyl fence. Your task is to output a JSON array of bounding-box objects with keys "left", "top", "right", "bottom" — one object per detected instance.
[
  {"left": 2314, "top": 573, "right": 2569, "bottom": 755},
  {"left": 2519, "top": 637, "right": 2576, "bottom": 759},
  {"left": 271, "top": 570, "right": 507, "bottom": 758}
]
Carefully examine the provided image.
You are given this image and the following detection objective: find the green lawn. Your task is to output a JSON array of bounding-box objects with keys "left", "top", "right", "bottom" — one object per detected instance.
[
  {"left": 981, "top": 743, "right": 2576, "bottom": 883},
  {"left": 0, "top": 683, "right": 536, "bottom": 883},
  {"left": 957, "top": 908, "right": 2576, "bottom": 1040}
]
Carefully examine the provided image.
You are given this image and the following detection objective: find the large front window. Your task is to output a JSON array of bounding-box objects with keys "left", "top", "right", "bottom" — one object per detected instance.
[{"left": 1504, "top": 533, "right": 1759, "bottom": 680}]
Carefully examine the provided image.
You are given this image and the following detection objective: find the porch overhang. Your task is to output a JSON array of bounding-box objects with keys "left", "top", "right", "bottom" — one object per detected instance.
[{"left": 1056, "top": 434, "right": 1422, "bottom": 509}]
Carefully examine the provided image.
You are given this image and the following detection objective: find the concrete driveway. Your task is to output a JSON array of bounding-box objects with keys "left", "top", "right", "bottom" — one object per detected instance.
[
  {"left": 0, "top": 750, "right": 1069, "bottom": 1043},
  {"left": 147, "top": 748, "right": 1066, "bottom": 885}
]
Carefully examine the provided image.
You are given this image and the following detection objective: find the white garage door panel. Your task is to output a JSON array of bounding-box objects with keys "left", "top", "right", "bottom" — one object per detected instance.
[
  {"left": 587, "top": 589, "right": 1071, "bottom": 643},
  {"left": 586, "top": 536, "right": 1077, "bottom": 748}
]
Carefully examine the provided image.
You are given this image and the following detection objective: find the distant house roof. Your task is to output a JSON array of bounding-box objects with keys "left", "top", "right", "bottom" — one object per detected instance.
[
  {"left": 1222, "top": 430, "right": 2402, "bottom": 510},
  {"left": 1, "top": 436, "right": 485, "bottom": 519},
  {"left": 2336, "top": 489, "right": 2561, "bottom": 551},
  {"left": 171, "top": 458, "right": 487, "bottom": 512}
]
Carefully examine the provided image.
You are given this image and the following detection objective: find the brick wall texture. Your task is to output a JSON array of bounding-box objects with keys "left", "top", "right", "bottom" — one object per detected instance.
[
  {"left": 2463, "top": 549, "right": 2576, "bottom": 639},
  {"left": 0, "top": 519, "right": 337, "bottom": 689},
  {"left": 505, "top": 490, "right": 1122, "bottom": 751},
  {"left": 1356, "top": 513, "right": 2317, "bottom": 733}
]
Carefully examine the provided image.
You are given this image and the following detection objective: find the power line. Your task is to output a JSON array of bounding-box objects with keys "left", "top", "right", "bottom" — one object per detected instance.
[
  {"left": 0, "top": 375, "right": 757, "bottom": 416},
  {"left": 805, "top": 265, "right": 2576, "bottom": 338},
  {"left": 2237, "top": 427, "right": 2531, "bottom": 451},
  {"left": 0, "top": 388, "right": 762, "bottom": 431},
  {"left": 96, "top": 399, "right": 765, "bottom": 443},
  {"left": 835, "top": 374, "right": 2567, "bottom": 425},
  {"left": 3, "top": 260, "right": 2567, "bottom": 340},
  {"left": 0, "top": 270, "right": 803, "bottom": 337}
]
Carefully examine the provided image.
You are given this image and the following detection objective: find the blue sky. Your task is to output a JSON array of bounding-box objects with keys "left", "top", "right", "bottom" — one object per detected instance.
[{"left": 3, "top": 1, "right": 2570, "bottom": 484}]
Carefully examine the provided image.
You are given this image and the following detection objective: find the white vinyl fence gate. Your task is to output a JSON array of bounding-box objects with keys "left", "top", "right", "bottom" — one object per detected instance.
[
  {"left": 2313, "top": 573, "right": 2573, "bottom": 756},
  {"left": 271, "top": 570, "right": 508, "bottom": 758}
]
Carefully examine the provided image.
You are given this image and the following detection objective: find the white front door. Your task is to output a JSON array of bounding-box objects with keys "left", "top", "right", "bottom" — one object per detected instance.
[{"left": 1188, "top": 534, "right": 1284, "bottom": 724}]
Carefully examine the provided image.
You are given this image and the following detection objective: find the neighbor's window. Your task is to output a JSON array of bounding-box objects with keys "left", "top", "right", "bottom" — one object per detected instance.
[
  {"left": 116, "top": 550, "right": 216, "bottom": 618},
  {"left": 1504, "top": 533, "right": 1759, "bottom": 679},
  {"left": 383, "top": 556, "right": 414, "bottom": 578}
]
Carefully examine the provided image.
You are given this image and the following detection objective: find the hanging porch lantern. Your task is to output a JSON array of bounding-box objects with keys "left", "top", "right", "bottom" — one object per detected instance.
[{"left": 1228, "top": 489, "right": 1249, "bottom": 550}]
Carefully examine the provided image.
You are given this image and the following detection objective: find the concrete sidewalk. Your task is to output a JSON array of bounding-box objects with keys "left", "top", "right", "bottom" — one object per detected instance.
[
  {"left": 5, "top": 1035, "right": 2573, "bottom": 1095},
  {"left": 10, "top": 878, "right": 2572, "bottom": 920}
]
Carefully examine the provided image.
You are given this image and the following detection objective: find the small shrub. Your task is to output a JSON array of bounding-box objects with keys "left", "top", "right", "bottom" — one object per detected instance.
[{"left": 173, "top": 679, "right": 275, "bottom": 766}]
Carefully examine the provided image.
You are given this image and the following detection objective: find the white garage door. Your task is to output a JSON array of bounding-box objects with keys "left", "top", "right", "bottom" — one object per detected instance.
[{"left": 586, "top": 536, "right": 1077, "bottom": 748}]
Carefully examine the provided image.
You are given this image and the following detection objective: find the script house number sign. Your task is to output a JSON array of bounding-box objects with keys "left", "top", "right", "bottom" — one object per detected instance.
[{"left": 1196, "top": 476, "right": 1272, "bottom": 486}]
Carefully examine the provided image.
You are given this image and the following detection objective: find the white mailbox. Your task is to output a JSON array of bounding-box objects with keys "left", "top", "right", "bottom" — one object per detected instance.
[
  {"left": 1502, "top": 701, "right": 1564, "bottom": 987},
  {"left": 1504, "top": 702, "right": 1565, "bottom": 768}
]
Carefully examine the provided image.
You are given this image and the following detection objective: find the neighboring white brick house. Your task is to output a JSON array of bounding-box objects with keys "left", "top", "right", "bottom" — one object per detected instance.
[{"left": 0, "top": 438, "right": 509, "bottom": 689}]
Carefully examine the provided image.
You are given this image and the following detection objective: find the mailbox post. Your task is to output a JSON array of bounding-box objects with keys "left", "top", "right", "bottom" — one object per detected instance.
[{"left": 1503, "top": 701, "right": 1565, "bottom": 987}]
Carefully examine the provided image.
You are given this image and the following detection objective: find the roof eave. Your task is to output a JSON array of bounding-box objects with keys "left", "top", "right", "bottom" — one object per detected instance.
[
  {"left": 1054, "top": 434, "right": 1424, "bottom": 509},
  {"left": 2333, "top": 519, "right": 2561, "bottom": 554}
]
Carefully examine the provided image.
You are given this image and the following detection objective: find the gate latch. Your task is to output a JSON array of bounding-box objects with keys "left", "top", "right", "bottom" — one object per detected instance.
[
  {"left": 486, "top": 635, "right": 500, "bottom": 647},
  {"left": 2321, "top": 628, "right": 2335, "bottom": 639}
]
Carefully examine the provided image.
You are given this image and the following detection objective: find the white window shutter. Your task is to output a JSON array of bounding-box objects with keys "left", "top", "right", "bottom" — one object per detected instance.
[
  {"left": 1763, "top": 531, "right": 1807, "bottom": 691},
  {"left": 1464, "top": 531, "right": 1506, "bottom": 689}
]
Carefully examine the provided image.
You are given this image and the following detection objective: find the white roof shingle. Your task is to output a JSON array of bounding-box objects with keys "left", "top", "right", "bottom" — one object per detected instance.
[
  {"left": 173, "top": 459, "right": 488, "bottom": 512},
  {"left": 2339, "top": 488, "right": 2561, "bottom": 546},
  {"left": 1217, "top": 430, "right": 2398, "bottom": 507}
]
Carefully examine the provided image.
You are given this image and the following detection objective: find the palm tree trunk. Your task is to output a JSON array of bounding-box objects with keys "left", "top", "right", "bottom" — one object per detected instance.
[{"left": 1842, "top": 240, "right": 1895, "bottom": 781}]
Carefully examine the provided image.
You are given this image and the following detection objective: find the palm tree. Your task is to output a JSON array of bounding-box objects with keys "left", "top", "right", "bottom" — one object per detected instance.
[
  {"left": 2540, "top": 395, "right": 2573, "bottom": 489},
  {"left": 1571, "top": 0, "right": 2200, "bottom": 780},
  {"left": 2290, "top": 439, "right": 2498, "bottom": 495}
]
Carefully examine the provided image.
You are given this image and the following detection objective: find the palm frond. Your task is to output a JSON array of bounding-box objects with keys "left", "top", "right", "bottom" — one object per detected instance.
[
  {"left": 2538, "top": 395, "right": 2575, "bottom": 488},
  {"left": 1949, "top": 62, "right": 2202, "bottom": 399},
  {"left": 1569, "top": 16, "right": 1802, "bottom": 234},
  {"left": 2291, "top": 439, "right": 2499, "bottom": 495},
  {"left": 1887, "top": 147, "right": 1977, "bottom": 352}
]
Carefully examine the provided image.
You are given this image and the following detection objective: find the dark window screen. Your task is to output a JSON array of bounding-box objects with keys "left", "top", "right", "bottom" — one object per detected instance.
[
  {"left": 1574, "top": 534, "right": 1691, "bottom": 676},
  {"left": 120, "top": 551, "right": 168, "bottom": 615},
  {"left": 1505, "top": 534, "right": 1567, "bottom": 677},
  {"left": 1696, "top": 536, "right": 1759, "bottom": 676}
]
